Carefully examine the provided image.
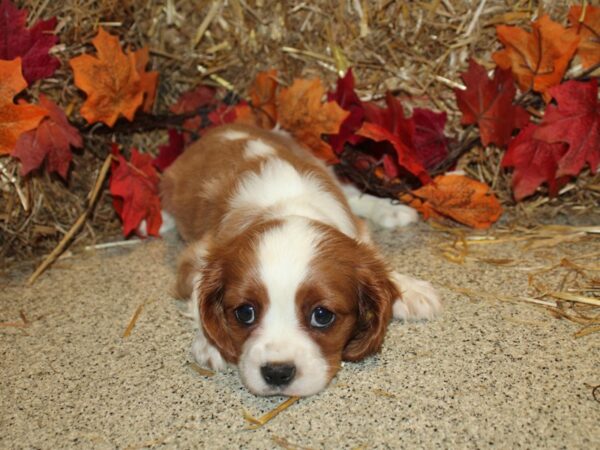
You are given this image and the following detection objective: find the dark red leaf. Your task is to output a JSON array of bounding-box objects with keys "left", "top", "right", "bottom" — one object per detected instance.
[
  {"left": 411, "top": 108, "right": 449, "bottom": 170},
  {"left": 327, "top": 69, "right": 365, "bottom": 153},
  {"left": 502, "top": 123, "right": 569, "bottom": 200},
  {"left": 11, "top": 95, "right": 82, "bottom": 179},
  {"left": 0, "top": 0, "right": 60, "bottom": 85},
  {"left": 153, "top": 129, "right": 185, "bottom": 172},
  {"left": 110, "top": 144, "right": 162, "bottom": 237},
  {"left": 455, "top": 59, "right": 529, "bottom": 147},
  {"left": 356, "top": 122, "right": 431, "bottom": 185},
  {"left": 363, "top": 93, "right": 415, "bottom": 147},
  {"left": 534, "top": 79, "right": 600, "bottom": 178}
]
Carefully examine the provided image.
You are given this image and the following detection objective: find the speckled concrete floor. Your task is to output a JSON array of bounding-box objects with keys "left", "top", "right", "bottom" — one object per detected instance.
[{"left": 1, "top": 223, "right": 599, "bottom": 449}]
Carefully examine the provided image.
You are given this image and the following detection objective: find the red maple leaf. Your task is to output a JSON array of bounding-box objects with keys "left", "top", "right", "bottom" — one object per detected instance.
[
  {"left": 11, "top": 95, "right": 82, "bottom": 179},
  {"left": 502, "top": 123, "right": 569, "bottom": 200},
  {"left": 0, "top": 0, "right": 60, "bottom": 85},
  {"left": 356, "top": 122, "right": 431, "bottom": 185},
  {"left": 534, "top": 79, "right": 600, "bottom": 178},
  {"left": 363, "top": 92, "right": 415, "bottom": 148},
  {"left": 455, "top": 59, "right": 529, "bottom": 147},
  {"left": 327, "top": 68, "right": 365, "bottom": 153},
  {"left": 328, "top": 71, "right": 448, "bottom": 182},
  {"left": 110, "top": 144, "right": 162, "bottom": 237},
  {"left": 411, "top": 108, "right": 449, "bottom": 170},
  {"left": 169, "top": 85, "right": 217, "bottom": 115},
  {"left": 152, "top": 129, "right": 184, "bottom": 172}
]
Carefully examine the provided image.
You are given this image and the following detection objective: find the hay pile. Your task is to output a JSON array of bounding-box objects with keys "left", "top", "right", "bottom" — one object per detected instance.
[{"left": 1, "top": 0, "right": 598, "bottom": 271}]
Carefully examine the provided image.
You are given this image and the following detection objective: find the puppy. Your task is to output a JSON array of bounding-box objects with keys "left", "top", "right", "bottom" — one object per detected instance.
[{"left": 161, "top": 124, "right": 441, "bottom": 396}]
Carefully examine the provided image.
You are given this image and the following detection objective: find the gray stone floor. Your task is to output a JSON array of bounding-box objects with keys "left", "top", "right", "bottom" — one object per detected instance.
[{"left": 1, "top": 223, "right": 599, "bottom": 449}]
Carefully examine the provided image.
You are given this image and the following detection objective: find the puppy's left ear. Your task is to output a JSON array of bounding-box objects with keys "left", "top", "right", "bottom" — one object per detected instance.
[
  {"left": 342, "top": 250, "right": 396, "bottom": 361},
  {"left": 197, "top": 259, "right": 238, "bottom": 363}
]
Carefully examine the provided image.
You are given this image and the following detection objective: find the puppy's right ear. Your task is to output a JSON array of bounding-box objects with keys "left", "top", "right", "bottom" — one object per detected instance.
[{"left": 174, "top": 240, "right": 210, "bottom": 299}]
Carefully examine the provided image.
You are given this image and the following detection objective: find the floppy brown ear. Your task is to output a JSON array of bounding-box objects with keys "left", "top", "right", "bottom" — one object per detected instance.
[
  {"left": 342, "top": 253, "right": 396, "bottom": 361},
  {"left": 196, "top": 260, "right": 238, "bottom": 363}
]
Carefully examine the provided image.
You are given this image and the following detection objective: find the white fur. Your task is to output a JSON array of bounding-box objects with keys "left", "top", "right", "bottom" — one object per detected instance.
[
  {"left": 343, "top": 183, "right": 419, "bottom": 228},
  {"left": 390, "top": 272, "right": 442, "bottom": 320},
  {"left": 221, "top": 129, "right": 250, "bottom": 140},
  {"left": 229, "top": 158, "right": 357, "bottom": 238},
  {"left": 238, "top": 217, "right": 330, "bottom": 396},
  {"left": 139, "top": 210, "right": 176, "bottom": 236},
  {"left": 243, "top": 139, "right": 277, "bottom": 159}
]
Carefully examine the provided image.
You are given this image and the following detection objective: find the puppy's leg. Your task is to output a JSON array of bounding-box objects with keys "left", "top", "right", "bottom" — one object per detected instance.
[
  {"left": 341, "top": 183, "right": 418, "bottom": 228},
  {"left": 390, "top": 272, "right": 442, "bottom": 320},
  {"left": 190, "top": 329, "right": 228, "bottom": 371}
]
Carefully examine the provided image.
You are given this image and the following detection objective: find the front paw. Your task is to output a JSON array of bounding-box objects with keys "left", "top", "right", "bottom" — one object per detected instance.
[
  {"left": 190, "top": 330, "right": 228, "bottom": 371},
  {"left": 391, "top": 272, "right": 442, "bottom": 320}
]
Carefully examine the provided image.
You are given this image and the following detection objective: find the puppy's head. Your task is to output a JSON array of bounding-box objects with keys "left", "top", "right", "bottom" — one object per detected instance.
[{"left": 183, "top": 217, "right": 397, "bottom": 396}]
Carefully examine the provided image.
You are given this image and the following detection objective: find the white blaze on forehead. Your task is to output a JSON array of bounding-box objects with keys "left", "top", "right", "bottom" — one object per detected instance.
[
  {"left": 229, "top": 158, "right": 357, "bottom": 238},
  {"left": 258, "top": 217, "right": 321, "bottom": 312},
  {"left": 244, "top": 139, "right": 277, "bottom": 159},
  {"left": 221, "top": 129, "right": 250, "bottom": 140}
]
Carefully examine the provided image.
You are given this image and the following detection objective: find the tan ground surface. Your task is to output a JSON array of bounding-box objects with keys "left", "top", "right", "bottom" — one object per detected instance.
[{"left": 1, "top": 222, "right": 599, "bottom": 449}]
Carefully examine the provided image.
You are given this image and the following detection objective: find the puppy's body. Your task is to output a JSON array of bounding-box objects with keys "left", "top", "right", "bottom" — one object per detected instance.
[{"left": 161, "top": 124, "right": 440, "bottom": 396}]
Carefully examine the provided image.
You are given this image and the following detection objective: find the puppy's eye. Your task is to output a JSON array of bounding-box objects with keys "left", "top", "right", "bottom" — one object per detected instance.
[
  {"left": 310, "top": 307, "right": 335, "bottom": 328},
  {"left": 234, "top": 304, "right": 256, "bottom": 325}
]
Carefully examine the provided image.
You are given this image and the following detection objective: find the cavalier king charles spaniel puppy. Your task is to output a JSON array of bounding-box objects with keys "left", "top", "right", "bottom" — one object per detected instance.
[{"left": 161, "top": 124, "right": 441, "bottom": 396}]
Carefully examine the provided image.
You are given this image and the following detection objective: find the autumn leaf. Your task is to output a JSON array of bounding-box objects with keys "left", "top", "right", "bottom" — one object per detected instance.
[
  {"left": 169, "top": 85, "right": 217, "bottom": 142},
  {"left": 170, "top": 85, "right": 217, "bottom": 115},
  {"left": 411, "top": 108, "right": 449, "bottom": 170},
  {"left": 249, "top": 69, "right": 278, "bottom": 128},
  {"left": 0, "top": 0, "right": 60, "bottom": 85},
  {"left": 568, "top": 5, "right": 600, "bottom": 69},
  {"left": 492, "top": 15, "right": 580, "bottom": 101},
  {"left": 12, "top": 94, "right": 82, "bottom": 179},
  {"left": 110, "top": 144, "right": 162, "bottom": 237},
  {"left": 455, "top": 59, "right": 529, "bottom": 147},
  {"left": 152, "top": 129, "right": 184, "bottom": 172},
  {"left": 69, "top": 27, "right": 144, "bottom": 127},
  {"left": 0, "top": 58, "right": 48, "bottom": 154},
  {"left": 401, "top": 174, "right": 503, "bottom": 229},
  {"left": 277, "top": 78, "right": 349, "bottom": 163},
  {"left": 207, "top": 100, "right": 254, "bottom": 128},
  {"left": 502, "top": 124, "right": 568, "bottom": 200},
  {"left": 327, "top": 68, "right": 365, "bottom": 153},
  {"left": 534, "top": 79, "right": 600, "bottom": 178},
  {"left": 133, "top": 46, "right": 159, "bottom": 113},
  {"left": 356, "top": 122, "right": 431, "bottom": 185}
]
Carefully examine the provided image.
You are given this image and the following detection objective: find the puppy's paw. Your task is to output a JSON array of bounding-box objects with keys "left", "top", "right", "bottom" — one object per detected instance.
[
  {"left": 372, "top": 202, "right": 419, "bottom": 228},
  {"left": 391, "top": 272, "right": 442, "bottom": 320},
  {"left": 348, "top": 194, "right": 418, "bottom": 228},
  {"left": 190, "top": 330, "right": 228, "bottom": 371}
]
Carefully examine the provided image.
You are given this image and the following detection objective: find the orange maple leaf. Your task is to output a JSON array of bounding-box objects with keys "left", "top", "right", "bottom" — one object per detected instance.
[
  {"left": 69, "top": 27, "right": 149, "bottom": 126},
  {"left": 568, "top": 5, "right": 600, "bottom": 69},
  {"left": 249, "top": 69, "right": 278, "bottom": 128},
  {"left": 276, "top": 78, "right": 349, "bottom": 163},
  {"left": 400, "top": 174, "right": 503, "bottom": 229},
  {"left": 0, "top": 58, "right": 47, "bottom": 154},
  {"left": 492, "top": 15, "right": 580, "bottom": 101},
  {"left": 133, "top": 46, "right": 159, "bottom": 113}
]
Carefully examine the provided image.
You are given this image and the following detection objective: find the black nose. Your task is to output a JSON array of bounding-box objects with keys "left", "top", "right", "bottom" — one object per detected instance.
[{"left": 260, "top": 363, "right": 296, "bottom": 387}]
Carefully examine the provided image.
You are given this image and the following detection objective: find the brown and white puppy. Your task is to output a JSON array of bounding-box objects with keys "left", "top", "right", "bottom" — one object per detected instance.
[{"left": 161, "top": 124, "right": 441, "bottom": 396}]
